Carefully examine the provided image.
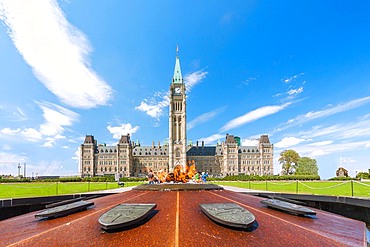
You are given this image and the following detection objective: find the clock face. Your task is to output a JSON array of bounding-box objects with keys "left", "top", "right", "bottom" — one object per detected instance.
[{"left": 175, "top": 87, "right": 181, "bottom": 94}]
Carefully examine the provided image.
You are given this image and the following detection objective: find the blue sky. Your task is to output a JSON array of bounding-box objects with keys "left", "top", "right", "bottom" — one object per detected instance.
[{"left": 0, "top": 0, "right": 370, "bottom": 179}]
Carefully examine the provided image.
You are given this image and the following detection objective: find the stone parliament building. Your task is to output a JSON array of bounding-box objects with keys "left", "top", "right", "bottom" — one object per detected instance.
[{"left": 80, "top": 52, "right": 274, "bottom": 178}]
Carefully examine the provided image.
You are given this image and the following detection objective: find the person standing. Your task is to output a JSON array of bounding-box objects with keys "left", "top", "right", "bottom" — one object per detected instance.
[{"left": 148, "top": 169, "right": 154, "bottom": 184}]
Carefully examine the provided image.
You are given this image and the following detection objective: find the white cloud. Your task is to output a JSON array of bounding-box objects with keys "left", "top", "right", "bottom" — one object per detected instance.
[
  {"left": 188, "top": 107, "right": 225, "bottom": 130},
  {"left": 42, "top": 138, "right": 55, "bottom": 148},
  {"left": 241, "top": 139, "right": 258, "bottom": 146},
  {"left": 275, "top": 137, "right": 306, "bottom": 149},
  {"left": 220, "top": 102, "right": 291, "bottom": 132},
  {"left": 135, "top": 95, "right": 169, "bottom": 119},
  {"left": 21, "top": 128, "right": 43, "bottom": 141},
  {"left": 0, "top": 0, "right": 112, "bottom": 109},
  {"left": 107, "top": 123, "right": 139, "bottom": 139},
  {"left": 1, "top": 127, "right": 20, "bottom": 135}
]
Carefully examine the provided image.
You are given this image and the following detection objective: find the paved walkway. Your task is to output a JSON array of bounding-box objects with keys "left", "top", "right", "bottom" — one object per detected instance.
[
  {"left": 82, "top": 185, "right": 134, "bottom": 194},
  {"left": 221, "top": 185, "right": 271, "bottom": 194}
]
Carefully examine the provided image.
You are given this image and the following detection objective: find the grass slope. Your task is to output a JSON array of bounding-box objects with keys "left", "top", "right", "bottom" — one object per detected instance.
[{"left": 0, "top": 182, "right": 143, "bottom": 199}]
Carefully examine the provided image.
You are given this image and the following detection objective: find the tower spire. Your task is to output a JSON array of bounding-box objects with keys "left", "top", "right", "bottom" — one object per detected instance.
[{"left": 173, "top": 46, "right": 182, "bottom": 84}]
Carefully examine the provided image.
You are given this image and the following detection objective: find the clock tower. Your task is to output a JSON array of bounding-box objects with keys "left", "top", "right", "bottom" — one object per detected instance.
[{"left": 169, "top": 47, "right": 187, "bottom": 171}]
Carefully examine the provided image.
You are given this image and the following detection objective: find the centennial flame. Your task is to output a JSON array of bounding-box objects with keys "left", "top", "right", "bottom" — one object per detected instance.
[{"left": 153, "top": 160, "right": 198, "bottom": 183}]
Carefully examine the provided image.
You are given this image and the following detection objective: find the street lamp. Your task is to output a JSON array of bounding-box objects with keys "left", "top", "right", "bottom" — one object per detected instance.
[{"left": 17, "top": 163, "right": 21, "bottom": 177}]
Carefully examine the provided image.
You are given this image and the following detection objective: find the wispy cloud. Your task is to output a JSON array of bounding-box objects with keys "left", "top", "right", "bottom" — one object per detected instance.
[
  {"left": 1, "top": 101, "right": 79, "bottom": 147},
  {"left": 107, "top": 123, "right": 139, "bottom": 139},
  {"left": 287, "top": 86, "right": 304, "bottom": 96},
  {"left": 38, "top": 102, "right": 78, "bottom": 136},
  {"left": 0, "top": 105, "right": 28, "bottom": 122},
  {"left": 198, "top": 133, "right": 224, "bottom": 145},
  {"left": 242, "top": 77, "right": 257, "bottom": 86},
  {"left": 274, "top": 115, "right": 370, "bottom": 159},
  {"left": 0, "top": 0, "right": 112, "bottom": 109},
  {"left": 287, "top": 96, "right": 370, "bottom": 126},
  {"left": 184, "top": 70, "right": 208, "bottom": 92},
  {"left": 136, "top": 70, "right": 207, "bottom": 119},
  {"left": 284, "top": 73, "right": 304, "bottom": 83},
  {"left": 291, "top": 140, "right": 370, "bottom": 158},
  {"left": 308, "top": 140, "right": 333, "bottom": 146},
  {"left": 0, "top": 152, "right": 28, "bottom": 173},
  {"left": 274, "top": 73, "right": 305, "bottom": 101},
  {"left": 188, "top": 107, "right": 225, "bottom": 130},
  {"left": 299, "top": 118, "right": 370, "bottom": 140},
  {"left": 220, "top": 102, "right": 291, "bottom": 132}
]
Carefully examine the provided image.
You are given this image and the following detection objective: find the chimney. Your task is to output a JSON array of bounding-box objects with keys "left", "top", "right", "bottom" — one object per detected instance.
[
  {"left": 196, "top": 141, "right": 198, "bottom": 148},
  {"left": 202, "top": 141, "right": 204, "bottom": 148}
]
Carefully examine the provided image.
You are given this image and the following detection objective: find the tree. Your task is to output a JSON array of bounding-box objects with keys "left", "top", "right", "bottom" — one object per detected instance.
[
  {"left": 356, "top": 172, "right": 369, "bottom": 179},
  {"left": 279, "top": 149, "right": 300, "bottom": 175},
  {"left": 295, "top": 157, "right": 319, "bottom": 175}
]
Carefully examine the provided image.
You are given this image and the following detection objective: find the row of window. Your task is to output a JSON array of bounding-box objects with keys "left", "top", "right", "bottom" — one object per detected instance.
[
  {"left": 228, "top": 166, "right": 271, "bottom": 171},
  {"left": 133, "top": 152, "right": 168, "bottom": 156},
  {"left": 83, "top": 166, "right": 128, "bottom": 172}
]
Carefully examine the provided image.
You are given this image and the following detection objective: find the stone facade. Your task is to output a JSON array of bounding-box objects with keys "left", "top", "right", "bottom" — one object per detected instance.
[{"left": 80, "top": 52, "right": 274, "bottom": 178}]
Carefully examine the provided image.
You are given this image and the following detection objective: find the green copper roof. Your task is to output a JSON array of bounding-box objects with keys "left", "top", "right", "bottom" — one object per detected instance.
[{"left": 172, "top": 47, "right": 183, "bottom": 84}]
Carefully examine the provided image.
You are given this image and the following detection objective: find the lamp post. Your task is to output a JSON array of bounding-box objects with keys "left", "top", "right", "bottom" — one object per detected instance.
[
  {"left": 23, "top": 163, "right": 26, "bottom": 178},
  {"left": 17, "top": 163, "right": 21, "bottom": 177}
]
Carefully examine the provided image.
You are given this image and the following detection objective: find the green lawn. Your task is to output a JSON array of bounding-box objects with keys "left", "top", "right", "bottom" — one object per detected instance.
[
  {"left": 0, "top": 181, "right": 143, "bottom": 199},
  {"left": 212, "top": 180, "right": 370, "bottom": 197},
  {"left": 1, "top": 180, "right": 369, "bottom": 199}
]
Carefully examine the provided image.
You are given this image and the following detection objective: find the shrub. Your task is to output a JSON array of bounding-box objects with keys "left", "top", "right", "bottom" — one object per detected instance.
[
  {"left": 328, "top": 177, "right": 356, "bottom": 181},
  {"left": 58, "top": 177, "right": 82, "bottom": 182},
  {"left": 0, "top": 178, "right": 31, "bottom": 183}
]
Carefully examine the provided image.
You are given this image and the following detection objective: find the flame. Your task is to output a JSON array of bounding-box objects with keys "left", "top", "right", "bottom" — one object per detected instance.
[{"left": 152, "top": 160, "right": 198, "bottom": 183}]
